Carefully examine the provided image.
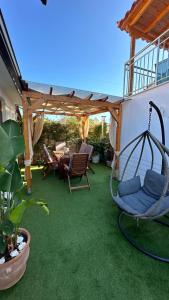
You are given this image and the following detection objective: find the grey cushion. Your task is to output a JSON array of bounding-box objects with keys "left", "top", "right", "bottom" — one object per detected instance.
[
  {"left": 118, "top": 176, "right": 141, "bottom": 197},
  {"left": 145, "top": 195, "right": 169, "bottom": 217},
  {"left": 143, "top": 169, "right": 166, "bottom": 200},
  {"left": 114, "top": 190, "right": 156, "bottom": 215}
]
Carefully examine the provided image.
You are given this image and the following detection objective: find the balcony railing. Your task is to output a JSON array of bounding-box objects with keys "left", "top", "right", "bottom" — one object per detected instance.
[{"left": 123, "top": 29, "right": 169, "bottom": 98}]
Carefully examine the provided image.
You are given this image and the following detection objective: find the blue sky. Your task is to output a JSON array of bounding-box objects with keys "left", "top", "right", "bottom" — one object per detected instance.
[{"left": 0, "top": 0, "right": 146, "bottom": 98}]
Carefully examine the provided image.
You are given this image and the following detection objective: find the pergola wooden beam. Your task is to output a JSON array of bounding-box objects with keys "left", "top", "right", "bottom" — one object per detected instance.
[
  {"left": 22, "top": 96, "right": 32, "bottom": 193},
  {"left": 22, "top": 91, "right": 120, "bottom": 114}
]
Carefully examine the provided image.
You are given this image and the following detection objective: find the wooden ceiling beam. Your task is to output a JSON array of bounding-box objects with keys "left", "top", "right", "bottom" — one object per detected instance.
[
  {"left": 129, "top": 27, "right": 155, "bottom": 41},
  {"left": 120, "top": 0, "right": 152, "bottom": 29},
  {"left": 129, "top": 0, "right": 153, "bottom": 26},
  {"left": 143, "top": 5, "right": 169, "bottom": 33}
]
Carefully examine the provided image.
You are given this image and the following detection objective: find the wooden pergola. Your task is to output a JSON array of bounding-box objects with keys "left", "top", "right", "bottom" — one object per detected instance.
[
  {"left": 21, "top": 82, "right": 122, "bottom": 192},
  {"left": 117, "top": 0, "right": 169, "bottom": 94}
]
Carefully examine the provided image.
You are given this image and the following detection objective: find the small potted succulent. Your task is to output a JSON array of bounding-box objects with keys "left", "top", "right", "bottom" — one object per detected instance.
[{"left": 0, "top": 120, "right": 48, "bottom": 290}]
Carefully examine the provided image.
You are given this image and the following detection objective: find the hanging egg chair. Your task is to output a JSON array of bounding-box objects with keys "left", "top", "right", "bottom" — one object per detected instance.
[{"left": 110, "top": 101, "right": 169, "bottom": 262}]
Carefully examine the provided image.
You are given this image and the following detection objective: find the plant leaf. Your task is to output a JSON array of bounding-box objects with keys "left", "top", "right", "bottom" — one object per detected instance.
[
  {"left": 9, "top": 199, "right": 49, "bottom": 225},
  {"left": 11, "top": 136, "right": 25, "bottom": 158},
  {"left": 0, "top": 219, "right": 15, "bottom": 235},
  {"left": 0, "top": 235, "right": 6, "bottom": 255},
  {"left": 1, "top": 119, "right": 21, "bottom": 137},
  {"left": 0, "top": 126, "right": 13, "bottom": 167},
  {"left": 0, "top": 161, "right": 23, "bottom": 193},
  {"left": 1, "top": 120, "right": 25, "bottom": 159},
  {"left": 9, "top": 200, "right": 27, "bottom": 225}
]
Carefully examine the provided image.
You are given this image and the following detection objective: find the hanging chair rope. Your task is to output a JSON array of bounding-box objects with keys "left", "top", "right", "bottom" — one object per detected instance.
[
  {"left": 134, "top": 134, "right": 146, "bottom": 177},
  {"left": 121, "top": 134, "right": 144, "bottom": 181}
]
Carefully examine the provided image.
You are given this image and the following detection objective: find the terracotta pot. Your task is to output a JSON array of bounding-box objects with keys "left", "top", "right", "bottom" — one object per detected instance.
[{"left": 0, "top": 228, "right": 31, "bottom": 290}]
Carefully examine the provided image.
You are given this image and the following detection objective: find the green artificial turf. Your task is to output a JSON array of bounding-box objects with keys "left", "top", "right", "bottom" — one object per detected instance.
[{"left": 1, "top": 164, "right": 169, "bottom": 300}]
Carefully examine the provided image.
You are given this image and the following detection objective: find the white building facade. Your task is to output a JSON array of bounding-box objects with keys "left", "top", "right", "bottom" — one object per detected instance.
[{"left": 0, "top": 10, "right": 22, "bottom": 122}]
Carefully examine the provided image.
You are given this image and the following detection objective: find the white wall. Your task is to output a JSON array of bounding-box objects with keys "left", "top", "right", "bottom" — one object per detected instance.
[
  {"left": 120, "top": 82, "right": 169, "bottom": 182},
  {"left": 0, "top": 56, "right": 21, "bottom": 121}
]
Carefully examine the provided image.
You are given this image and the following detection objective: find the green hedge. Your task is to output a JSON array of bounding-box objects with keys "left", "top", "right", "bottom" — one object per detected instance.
[{"left": 33, "top": 117, "right": 111, "bottom": 163}]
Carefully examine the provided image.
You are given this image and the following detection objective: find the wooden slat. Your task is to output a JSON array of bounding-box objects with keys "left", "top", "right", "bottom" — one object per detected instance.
[
  {"left": 129, "top": 0, "right": 153, "bottom": 26},
  {"left": 143, "top": 5, "right": 169, "bottom": 33},
  {"left": 117, "top": 0, "right": 169, "bottom": 44}
]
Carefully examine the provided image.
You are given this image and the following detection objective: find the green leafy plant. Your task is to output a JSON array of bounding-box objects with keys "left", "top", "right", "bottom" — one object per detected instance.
[{"left": 0, "top": 120, "right": 49, "bottom": 255}]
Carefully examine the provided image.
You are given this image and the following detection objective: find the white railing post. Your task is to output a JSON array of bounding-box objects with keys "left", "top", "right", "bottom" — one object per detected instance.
[
  {"left": 123, "top": 29, "right": 169, "bottom": 98},
  {"left": 155, "top": 37, "right": 160, "bottom": 86},
  {"left": 123, "top": 63, "right": 127, "bottom": 97}
]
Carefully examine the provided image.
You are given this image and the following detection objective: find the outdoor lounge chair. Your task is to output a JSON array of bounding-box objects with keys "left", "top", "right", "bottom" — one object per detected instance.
[
  {"left": 110, "top": 129, "right": 169, "bottom": 262},
  {"left": 109, "top": 101, "right": 169, "bottom": 262},
  {"left": 42, "top": 144, "right": 58, "bottom": 178},
  {"left": 64, "top": 153, "right": 90, "bottom": 192}
]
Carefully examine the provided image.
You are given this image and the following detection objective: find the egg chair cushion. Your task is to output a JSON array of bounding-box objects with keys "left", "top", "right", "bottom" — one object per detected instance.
[
  {"left": 114, "top": 190, "right": 156, "bottom": 215},
  {"left": 143, "top": 169, "right": 167, "bottom": 200},
  {"left": 118, "top": 176, "right": 141, "bottom": 197}
]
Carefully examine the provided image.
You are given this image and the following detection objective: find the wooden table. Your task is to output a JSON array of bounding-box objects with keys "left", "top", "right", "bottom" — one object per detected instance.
[{"left": 53, "top": 151, "right": 70, "bottom": 178}]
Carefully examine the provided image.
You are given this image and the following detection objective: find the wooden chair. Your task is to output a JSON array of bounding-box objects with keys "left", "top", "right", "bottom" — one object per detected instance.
[
  {"left": 64, "top": 153, "right": 90, "bottom": 192},
  {"left": 42, "top": 144, "right": 58, "bottom": 178},
  {"left": 79, "top": 143, "right": 94, "bottom": 174}
]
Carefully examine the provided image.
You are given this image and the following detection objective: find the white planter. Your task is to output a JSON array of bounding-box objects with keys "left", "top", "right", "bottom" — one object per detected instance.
[{"left": 92, "top": 154, "right": 100, "bottom": 164}]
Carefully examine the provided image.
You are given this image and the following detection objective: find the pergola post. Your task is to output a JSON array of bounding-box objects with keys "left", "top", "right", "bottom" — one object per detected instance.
[
  {"left": 115, "top": 105, "right": 122, "bottom": 154},
  {"left": 129, "top": 35, "right": 136, "bottom": 95},
  {"left": 109, "top": 105, "right": 122, "bottom": 173},
  {"left": 22, "top": 96, "right": 32, "bottom": 194}
]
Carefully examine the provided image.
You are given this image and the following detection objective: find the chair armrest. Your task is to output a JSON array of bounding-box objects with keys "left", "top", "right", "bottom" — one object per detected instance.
[
  {"left": 64, "top": 164, "right": 69, "bottom": 171},
  {"left": 118, "top": 176, "right": 141, "bottom": 197}
]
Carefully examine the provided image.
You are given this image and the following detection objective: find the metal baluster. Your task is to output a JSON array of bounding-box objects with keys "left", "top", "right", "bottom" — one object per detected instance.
[
  {"left": 147, "top": 51, "right": 150, "bottom": 88},
  {"left": 135, "top": 60, "right": 138, "bottom": 93},
  {"left": 143, "top": 55, "right": 146, "bottom": 90},
  {"left": 151, "top": 48, "right": 155, "bottom": 85},
  {"left": 155, "top": 37, "right": 160, "bottom": 85}
]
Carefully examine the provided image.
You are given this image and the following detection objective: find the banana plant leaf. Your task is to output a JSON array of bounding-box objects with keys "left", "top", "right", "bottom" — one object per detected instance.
[
  {"left": 0, "top": 126, "right": 14, "bottom": 167},
  {"left": 1, "top": 120, "right": 25, "bottom": 159},
  {"left": 9, "top": 199, "right": 49, "bottom": 225},
  {"left": 0, "top": 161, "right": 23, "bottom": 193}
]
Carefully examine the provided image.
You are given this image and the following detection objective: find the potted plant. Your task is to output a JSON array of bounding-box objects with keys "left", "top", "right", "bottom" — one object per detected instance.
[
  {"left": 92, "top": 150, "right": 100, "bottom": 164},
  {"left": 0, "top": 120, "right": 48, "bottom": 290}
]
